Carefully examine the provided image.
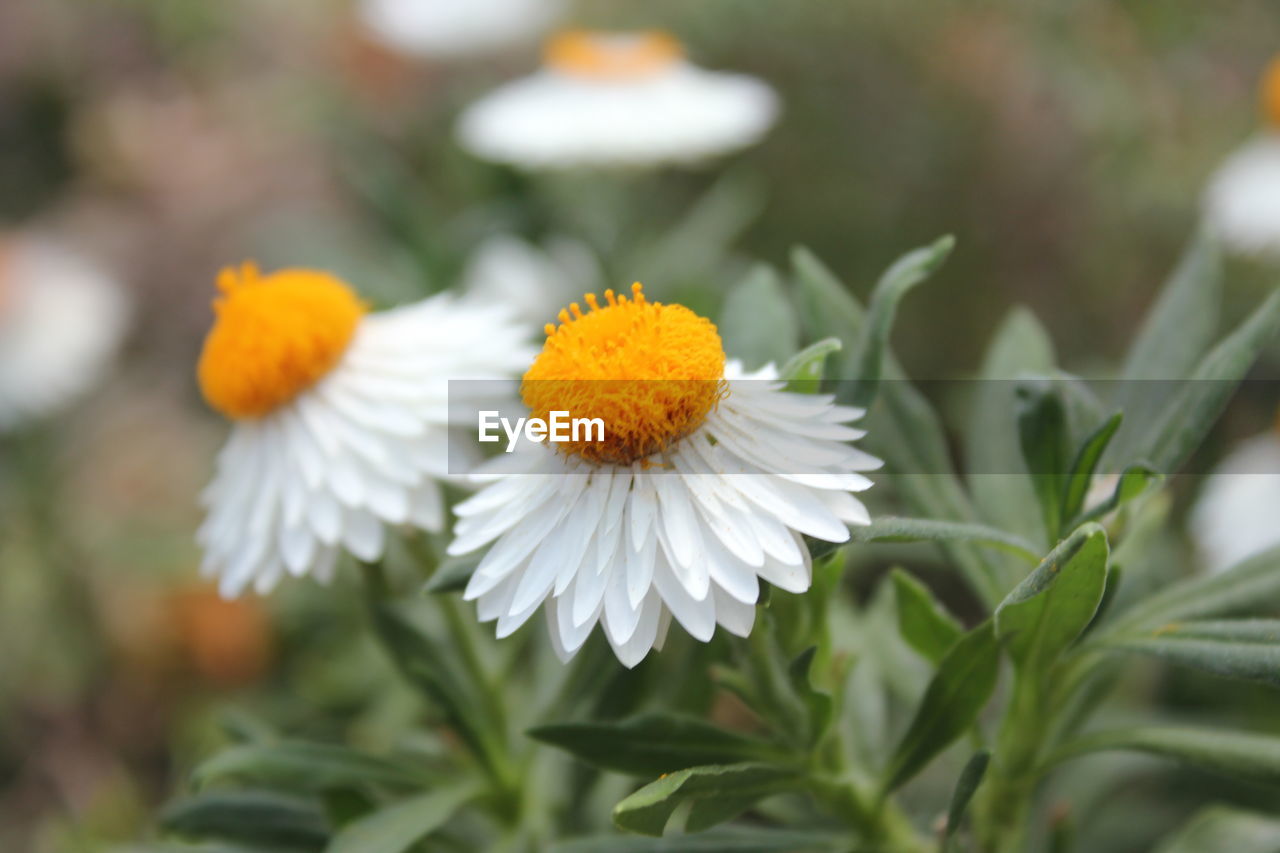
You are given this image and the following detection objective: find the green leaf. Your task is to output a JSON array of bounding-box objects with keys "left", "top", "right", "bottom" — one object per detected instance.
[
  {"left": 326, "top": 786, "right": 478, "bottom": 853},
  {"left": 1069, "top": 463, "right": 1162, "bottom": 528},
  {"left": 945, "top": 750, "right": 990, "bottom": 841},
  {"left": 612, "top": 764, "right": 804, "bottom": 837},
  {"left": 787, "top": 647, "right": 835, "bottom": 745},
  {"left": 966, "top": 307, "right": 1056, "bottom": 545},
  {"left": 847, "top": 517, "right": 1040, "bottom": 563},
  {"left": 1103, "top": 544, "right": 1280, "bottom": 637},
  {"left": 528, "top": 714, "right": 783, "bottom": 777},
  {"left": 719, "top": 265, "right": 799, "bottom": 370},
  {"left": 160, "top": 791, "right": 329, "bottom": 850},
  {"left": 847, "top": 235, "right": 954, "bottom": 408},
  {"left": 1060, "top": 412, "right": 1123, "bottom": 527},
  {"left": 881, "top": 621, "right": 1000, "bottom": 793},
  {"left": 1113, "top": 233, "right": 1222, "bottom": 465},
  {"left": 1015, "top": 378, "right": 1070, "bottom": 543},
  {"left": 1142, "top": 288, "right": 1280, "bottom": 472},
  {"left": 1155, "top": 806, "right": 1280, "bottom": 853},
  {"left": 1100, "top": 620, "right": 1280, "bottom": 688},
  {"left": 1047, "top": 726, "right": 1280, "bottom": 787},
  {"left": 891, "top": 569, "right": 963, "bottom": 665},
  {"left": 791, "top": 247, "right": 865, "bottom": 382},
  {"left": 995, "top": 526, "right": 1109, "bottom": 672},
  {"left": 191, "top": 742, "right": 425, "bottom": 793},
  {"left": 423, "top": 553, "right": 479, "bottom": 593},
  {"left": 550, "top": 827, "right": 842, "bottom": 852},
  {"left": 780, "top": 337, "right": 842, "bottom": 391}
]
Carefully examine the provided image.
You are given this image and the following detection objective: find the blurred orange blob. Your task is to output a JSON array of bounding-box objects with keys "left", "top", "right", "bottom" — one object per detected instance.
[
  {"left": 1263, "top": 56, "right": 1280, "bottom": 127},
  {"left": 544, "top": 31, "right": 682, "bottom": 80},
  {"left": 170, "top": 585, "right": 274, "bottom": 687}
]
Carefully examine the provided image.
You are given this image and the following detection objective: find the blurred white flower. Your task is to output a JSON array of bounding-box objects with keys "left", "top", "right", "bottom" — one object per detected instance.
[
  {"left": 0, "top": 234, "right": 129, "bottom": 431},
  {"left": 357, "top": 0, "right": 564, "bottom": 60},
  {"left": 1190, "top": 431, "right": 1280, "bottom": 574},
  {"left": 457, "top": 30, "right": 779, "bottom": 169},
  {"left": 461, "top": 234, "right": 598, "bottom": 325},
  {"left": 447, "top": 284, "right": 877, "bottom": 667},
  {"left": 197, "top": 262, "right": 530, "bottom": 597},
  {"left": 1204, "top": 58, "right": 1280, "bottom": 257}
]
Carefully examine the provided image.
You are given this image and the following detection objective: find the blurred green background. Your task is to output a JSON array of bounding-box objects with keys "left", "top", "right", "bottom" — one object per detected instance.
[{"left": 1, "top": 0, "right": 1278, "bottom": 850}]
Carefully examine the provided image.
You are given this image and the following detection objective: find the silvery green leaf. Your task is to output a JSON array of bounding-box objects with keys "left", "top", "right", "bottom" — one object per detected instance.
[
  {"left": 719, "top": 264, "right": 799, "bottom": 370},
  {"left": 612, "top": 764, "right": 804, "bottom": 837}
]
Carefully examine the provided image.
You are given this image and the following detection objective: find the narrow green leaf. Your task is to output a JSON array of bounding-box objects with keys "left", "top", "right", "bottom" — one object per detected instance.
[
  {"left": 1155, "top": 806, "right": 1280, "bottom": 853},
  {"left": 192, "top": 742, "right": 424, "bottom": 793},
  {"left": 1103, "top": 544, "right": 1280, "bottom": 637},
  {"left": 326, "top": 786, "right": 478, "bottom": 853},
  {"left": 1047, "top": 726, "right": 1280, "bottom": 787},
  {"left": 787, "top": 647, "right": 835, "bottom": 745},
  {"left": 891, "top": 569, "right": 963, "bottom": 665},
  {"left": 995, "top": 526, "right": 1109, "bottom": 672},
  {"left": 550, "top": 827, "right": 842, "bottom": 852},
  {"left": 847, "top": 517, "right": 1040, "bottom": 563},
  {"left": 881, "top": 621, "right": 1000, "bottom": 793},
  {"left": 1101, "top": 620, "right": 1280, "bottom": 688},
  {"left": 1060, "top": 412, "right": 1123, "bottom": 527},
  {"left": 945, "top": 751, "right": 991, "bottom": 840},
  {"left": 966, "top": 307, "right": 1056, "bottom": 546},
  {"left": 780, "top": 337, "right": 842, "bottom": 391},
  {"left": 1016, "top": 378, "right": 1070, "bottom": 543},
  {"left": 847, "top": 235, "right": 955, "bottom": 408},
  {"left": 1069, "top": 463, "right": 1161, "bottom": 528},
  {"left": 160, "top": 791, "right": 329, "bottom": 850},
  {"left": 719, "top": 265, "right": 799, "bottom": 370},
  {"left": 612, "top": 764, "right": 803, "bottom": 837},
  {"left": 1142, "top": 288, "right": 1280, "bottom": 472},
  {"left": 528, "top": 714, "right": 783, "bottom": 777}
]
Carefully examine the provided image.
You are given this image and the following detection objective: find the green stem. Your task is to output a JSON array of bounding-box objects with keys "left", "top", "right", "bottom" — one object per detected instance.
[
  {"left": 975, "top": 672, "right": 1044, "bottom": 852},
  {"left": 810, "top": 777, "right": 929, "bottom": 852}
]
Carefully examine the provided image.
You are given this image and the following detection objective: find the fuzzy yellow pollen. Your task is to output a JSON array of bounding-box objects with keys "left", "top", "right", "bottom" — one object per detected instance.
[
  {"left": 544, "top": 30, "right": 683, "bottom": 80},
  {"left": 197, "top": 263, "right": 367, "bottom": 420},
  {"left": 1263, "top": 57, "right": 1280, "bottom": 128},
  {"left": 522, "top": 282, "right": 726, "bottom": 465}
]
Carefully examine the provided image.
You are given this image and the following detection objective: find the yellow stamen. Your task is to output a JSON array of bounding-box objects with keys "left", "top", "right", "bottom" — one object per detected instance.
[
  {"left": 544, "top": 30, "right": 683, "bottom": 80},
  {"left": 197, "top": 263, "right": 366, "bottom": 419},
  {"left": 522, "top": 282, "right": 726, "bottom": 465},
  {"left": 1263, "top": 57, "right": 1280, "bottom": 128}
]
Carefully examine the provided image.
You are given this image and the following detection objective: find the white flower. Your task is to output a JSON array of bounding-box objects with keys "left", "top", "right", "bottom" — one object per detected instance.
[
  {"left": 1190, "top": 431, "right": 1280, "bottom": 574},
  {"left": 197, "top": 263, "right": 530, "bottom": 597},
  {"left": 456, "top": 31, "right": 778, "bottom": 170},
  {"left": 0, "top": 234, "right": 129, "bottom": 431},
  {"left": 1203, "top": 58, "right": 1280, "bottom": 257},
  {"left": 356, "top": 0, "right": 564, "bottom": 60},
  {"left": 1204, "top": 135, "right": 1280, "bottom": 257},
  {"left": 447, "top": 283, "right": 878, "bottom": 667},
  {"left": 461, "top": 234, "right": 599, "bottom": 325}
]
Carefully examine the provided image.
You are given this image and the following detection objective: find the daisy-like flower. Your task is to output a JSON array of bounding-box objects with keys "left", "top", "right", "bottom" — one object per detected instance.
[
  {"left": 1204, "top": 57, "right": 1280, "bottom": 256},
  {"left": 456, "top": 30, "right": 779, "bottom": 170},
  {"left": 1191, "top": 428, "right": 1280, "bottom": 574},
  {"left": 448, "top": 283, "right": 878, "bottom": 667},
  {"left": 0, "top": 234, "right": 129, "bottom": 431},
  {"left": 196, "top": 263, "right": 529, "bottom": 597},
  {"left": 356, "top": 0, "right": 564, "bottom": 61}
]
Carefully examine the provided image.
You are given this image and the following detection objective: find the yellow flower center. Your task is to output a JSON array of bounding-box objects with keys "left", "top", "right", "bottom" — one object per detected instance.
[
  {"left": 522, "top": 283, "right": 726, "bottom": 465},
  {"left": 544, "top": 30, "right": 683, "bottom": 80},
  {"left": 1263, "top": 57, "right": 1280, "bottom": 127},
  {"left": 197, "top": 263, "right": 367, "bottom": 420}
]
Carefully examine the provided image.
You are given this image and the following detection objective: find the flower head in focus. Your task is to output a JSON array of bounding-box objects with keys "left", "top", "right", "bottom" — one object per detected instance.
[
  {"left": 448, "top": 283, "right": 878, "bottom": 667},
  {"left": 0, "top": 233, "right": 129, "bottom": 431},
  {"left": 456, "top": 30, "right": 779, "bottom": 170},
  {"left": 357, "top": 0, "right": 564, "bottom": 61},
  {"left": 1204, "top": 57, "right": 1280, "bottom": 257},
  {"left": 197, "top": 263, "right": 530, "bottom": 597},
  {"left": 1191, "top": 425, "right": 1280, "bottom": 574}
]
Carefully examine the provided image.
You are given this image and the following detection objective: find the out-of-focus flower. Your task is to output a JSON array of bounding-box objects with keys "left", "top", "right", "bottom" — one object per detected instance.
[
  {"left": 170, "top": 584, "right": 274, "bottom": 687},
  {"left": 461, "top": 234, "right": 599, "bottom": 326},
  {"left": 456, "top": 30, "right": 779, "bottom": 170},
  {"left": 448, "top": 283, "right": 878, "bottom": 667},
  {"left": 0, "top": 234, "right": 129, "bottom": 431},
  {"left": 356, "top": 0, "right": 564, "bottom": 60},
  {"left": 1191, "top": 429, "right": 1280, "bottom": 573},
  {"left": 197, "top": 263, "right": 529, "bottom": 597},
  {"left": 1204, "top": 58, "right": 1280, "bottom": 257}
]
